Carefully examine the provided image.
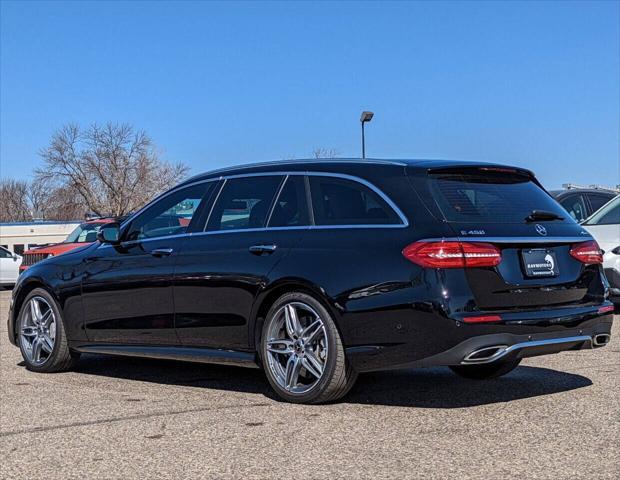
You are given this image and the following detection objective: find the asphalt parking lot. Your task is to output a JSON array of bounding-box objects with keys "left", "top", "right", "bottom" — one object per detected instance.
[{"left": 0, "top": 290, "right": 618, "bottom": 479}]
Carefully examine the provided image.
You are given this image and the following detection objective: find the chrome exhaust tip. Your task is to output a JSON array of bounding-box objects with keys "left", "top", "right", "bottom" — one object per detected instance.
[
  {"left": 462, "top": 345, "right": 508, "bottom": 364},
  {"left": 593, "top": 334, "right": 611, "bottom": 347}
]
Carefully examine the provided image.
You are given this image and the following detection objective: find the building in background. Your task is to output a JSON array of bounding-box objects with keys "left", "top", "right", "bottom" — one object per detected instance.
[{"left": 0, "top": 221, "right": 80, "bottom": 255}]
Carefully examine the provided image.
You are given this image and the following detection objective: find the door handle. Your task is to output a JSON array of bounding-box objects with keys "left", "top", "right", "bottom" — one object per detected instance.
[
  {"left": 249, "top": 244, "right": 277, "bottom": 255},
  {"left": 150, "top": 248, "right": 174, "bottom": 257}
]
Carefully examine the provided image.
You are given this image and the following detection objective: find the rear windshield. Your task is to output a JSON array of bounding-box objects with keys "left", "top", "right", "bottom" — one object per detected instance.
[{"left": 428, "top": 171, "right": 569, "bottom": 224}]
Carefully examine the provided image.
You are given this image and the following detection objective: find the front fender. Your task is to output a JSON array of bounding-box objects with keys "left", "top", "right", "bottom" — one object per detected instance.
[{"left": 7, "top": 261, "right": 86, "bottom": 345}]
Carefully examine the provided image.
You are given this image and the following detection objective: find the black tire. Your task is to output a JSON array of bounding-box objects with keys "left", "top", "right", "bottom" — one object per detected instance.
[
  {"left": 17, "top": 288, "right": 80, "bottom": 373},
  {"left": 449, "top": 358, "right": 521, "bottom": 380},
  {"left": 261, "top": 292, "right": 357, "bottom": 404}
]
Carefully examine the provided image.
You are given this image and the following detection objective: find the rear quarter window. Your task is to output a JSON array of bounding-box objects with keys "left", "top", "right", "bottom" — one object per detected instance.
[
  {"left": 429, "top": 172, "right": 569, "bottom": 224},
  {"left": 308, "top": 176, "right": 402, "bottom": 226}
]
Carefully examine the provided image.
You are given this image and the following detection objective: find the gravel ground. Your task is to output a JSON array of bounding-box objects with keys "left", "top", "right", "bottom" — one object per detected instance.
[{"left": 0, "top": 289, "right": 618, "bottom": 479}]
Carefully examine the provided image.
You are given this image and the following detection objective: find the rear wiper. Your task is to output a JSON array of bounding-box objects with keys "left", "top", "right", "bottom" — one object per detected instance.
[{"left": 524, "top": 210, "right": 564, "bottom": 222}]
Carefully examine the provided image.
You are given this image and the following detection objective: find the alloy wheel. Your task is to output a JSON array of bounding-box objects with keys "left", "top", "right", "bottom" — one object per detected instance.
[
  {"left": 19, "top": 296, "right": 56, "bottom": 366},
  {"left": 265, "top": 301, "right": 328, "bottom": 394}
]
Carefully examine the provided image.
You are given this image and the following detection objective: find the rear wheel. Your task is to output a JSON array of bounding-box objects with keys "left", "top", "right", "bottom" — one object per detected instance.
[
  {"left": 17, "top": 288, "right": 80, "bottom": 373},
  {"left": 261, "top": 292, "right": 357, "bottom": 404},
  {"left": 449, "top": 358, "right": 521, "bottom": 380}
]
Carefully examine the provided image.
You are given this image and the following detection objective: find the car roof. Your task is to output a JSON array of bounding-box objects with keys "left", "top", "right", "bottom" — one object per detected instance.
[
  {"left": 550, "top": 188, "right": 617, "bottom": 198},
  {"left": 179, "top": 158, "right": 530, "bottom": 186}
]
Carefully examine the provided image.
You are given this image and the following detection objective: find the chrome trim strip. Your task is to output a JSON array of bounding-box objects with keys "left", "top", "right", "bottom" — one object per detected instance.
[
  {"left": 420, "top": 236, "right": 593, "bottom": 244},
  {"left": 113, "top": 170, "right": 409, "bottom": 246},
  {"left": 265, "top": 175, "right": 289, "bottom": 227},
  {"left": 461, "top": 335, "right": 592, "bottom": 365},
  {"left": 203, "top": 178, "right": 226, "bottom": 231},
  {"left": 190, "top": 223, "right": 406, "bottom": 238},
  {"left": 203, "top": 171, "right": 409, "bottom": 227}
]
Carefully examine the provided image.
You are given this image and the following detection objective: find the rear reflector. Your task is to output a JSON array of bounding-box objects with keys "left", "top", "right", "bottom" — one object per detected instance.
[
  {"left": 569, "top": 240, "right": 603, "bottom": 265},
  {"left": 463, "top": 315, "right": 503, "bottom": 324},
  {"left": 402, "top": 241, "right": 501, "bottom": 268},
  {"left": 598, "top": 305, "right": 615, "bottom": 314}
]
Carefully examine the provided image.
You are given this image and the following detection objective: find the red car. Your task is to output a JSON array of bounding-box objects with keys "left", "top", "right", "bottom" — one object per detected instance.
[{"left": 19, "top": 218, "right": 117, "bottom": 272}]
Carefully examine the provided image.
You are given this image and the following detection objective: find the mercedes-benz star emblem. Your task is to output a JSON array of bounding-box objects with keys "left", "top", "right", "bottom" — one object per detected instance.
[{"left": 535, "top": 224, "right": 547, "bottom": 236}]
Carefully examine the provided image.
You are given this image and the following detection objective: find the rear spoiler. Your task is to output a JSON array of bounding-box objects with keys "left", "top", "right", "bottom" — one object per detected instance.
[
  {"left": 425, "top": 165, "right": 546, "bottom": 191},
  {"left": 426, "top": 165, "right": 535, "bottom": 179}
]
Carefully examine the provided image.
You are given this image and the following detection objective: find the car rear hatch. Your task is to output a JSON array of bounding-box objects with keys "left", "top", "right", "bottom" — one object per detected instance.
[{"left": 406, "top": 164, "right": 606, "bottom": 311}]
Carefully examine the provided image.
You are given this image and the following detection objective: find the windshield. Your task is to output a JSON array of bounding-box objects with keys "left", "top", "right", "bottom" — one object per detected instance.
[
  {"left": 583, "top": 195, "right": 620, "bottom": 226},
  {"left": 428, "top": 171, "right": 570, "bottom": 224},
  {"left": 64, "top": 223, "right": 103, "bottom": 243}
]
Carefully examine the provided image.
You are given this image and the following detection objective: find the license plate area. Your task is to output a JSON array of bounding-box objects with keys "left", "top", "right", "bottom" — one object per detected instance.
[{"left": 521, "top": 249, "right": 559, "bottom": 278}]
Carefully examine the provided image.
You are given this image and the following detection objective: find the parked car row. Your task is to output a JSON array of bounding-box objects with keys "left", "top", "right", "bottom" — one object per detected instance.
[
  {"left": 19, "top": 218, "right": 120, "bottom": 273},
  {"left": 8, "top": 159, "right": 615, "bottom": 404},
  {"left": 550, "top": 187, "right": 616, "bottom": 223}
]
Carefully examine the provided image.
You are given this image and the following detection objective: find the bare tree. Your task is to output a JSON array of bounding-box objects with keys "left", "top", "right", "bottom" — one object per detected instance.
[
  {"left": 37, "top": 123, "right": 189, "bottom": 217},
  {"left": 0, "top": 179, "right": 31, "bottom": 222},
  {"left": 28, "top": 177, "right": 86, "bottom": 221},
  {"left": 312, "top": 147, "right": 340, "bottom": 159}
]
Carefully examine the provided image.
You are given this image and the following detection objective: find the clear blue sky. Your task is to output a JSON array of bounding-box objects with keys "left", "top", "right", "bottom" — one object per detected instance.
[{"left": 1, "top": 0, "right": 619, "bottom": 189}]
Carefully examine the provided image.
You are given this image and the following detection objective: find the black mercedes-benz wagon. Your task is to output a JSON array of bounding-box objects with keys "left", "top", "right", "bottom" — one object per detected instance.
[{"left": 8, "top": 159, "right": 614, "bottom": 403}]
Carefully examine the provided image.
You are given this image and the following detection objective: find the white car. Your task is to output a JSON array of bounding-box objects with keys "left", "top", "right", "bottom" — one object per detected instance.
[
  {"left": 0, "top": 246, "right": 22, "bottom": 288},
  {"left": 582, "top": 195, "right": 620, "bottom": 305}
]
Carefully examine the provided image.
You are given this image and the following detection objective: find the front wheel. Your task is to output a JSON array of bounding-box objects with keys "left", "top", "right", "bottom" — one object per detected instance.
[
  {"left": 261, "top": 292, "right": 357, "bottom": 404},
  {"left": 17, "top": 288, "right": 80, "bottom": 373},
  {"left": 450, "top": 358, "right": 521, "bottom": 380}
]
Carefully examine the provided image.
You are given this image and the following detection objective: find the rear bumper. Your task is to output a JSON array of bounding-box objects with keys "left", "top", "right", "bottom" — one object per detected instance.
[
  {"left": 346, "top": 304, "right": 614, "bottom": 372},
  {"left": 412, "top": 329, "right": 610, "bottom": 367}
]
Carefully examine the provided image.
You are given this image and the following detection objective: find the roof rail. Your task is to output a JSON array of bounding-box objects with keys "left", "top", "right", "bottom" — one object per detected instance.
[{"left": 561, "top": 183, "right": 620, "bottom": 193}]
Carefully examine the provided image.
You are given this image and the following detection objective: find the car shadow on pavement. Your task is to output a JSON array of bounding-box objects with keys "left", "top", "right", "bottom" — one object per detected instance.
[
  {"left": 346, "top": 366, "right": 592, "bottom": 408},
  {"left": 71, "top": 354, "right": 592, "bottom": 408}
]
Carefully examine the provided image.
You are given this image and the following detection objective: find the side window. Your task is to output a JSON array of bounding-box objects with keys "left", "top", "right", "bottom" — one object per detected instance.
[
  {"left": 0, "top": 247, "right": 12, "bottom": 258},
  {"left": 587, "top": 194, "right": 612, "bottom": 214},
  {"left": 125, "top": 182, "right": 214, "bottom": 241},
  {"left": 268, "top": 176, "right": 310, "bottom": 227},
  {"left": 559, "top": 194, "right": 588, "bottom": 222},
  {"left": 207, "top": 176, "right": 283, "bottom": 231},
  {"left": 592, "top": 201, "right": 620, "bottom": 225},
  {"left": 309, "top": 176, "right": 402, "bottom": 225}
]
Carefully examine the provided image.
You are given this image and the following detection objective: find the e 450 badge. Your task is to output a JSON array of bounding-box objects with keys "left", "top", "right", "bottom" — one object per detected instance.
[{"left": 460, "top": 229, "right": 486, "bottom": 236}]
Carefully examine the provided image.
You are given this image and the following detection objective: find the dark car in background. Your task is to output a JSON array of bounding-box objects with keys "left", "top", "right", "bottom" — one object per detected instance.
[
  {"left": 550, "top": 187, "right": 617, "bottom": 223},
  {"left": 8, "top": 159, "right": 614, "bottom": 404}
]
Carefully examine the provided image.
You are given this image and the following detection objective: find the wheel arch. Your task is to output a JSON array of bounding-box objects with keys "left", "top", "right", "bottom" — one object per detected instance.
[
  {"left": 9, "top": 279, "right": 58, "bottom": 344},
  {"left": 250, "top": 277, "right": 343, "bottom": 353}
]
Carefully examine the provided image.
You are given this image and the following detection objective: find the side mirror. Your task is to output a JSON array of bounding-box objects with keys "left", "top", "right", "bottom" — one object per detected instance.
[
  {"left": 97, "top": 223, "right": 121, "bottom": 244},
  {"left": 13, "top": 254, "right": 19, "bottom": 262}
]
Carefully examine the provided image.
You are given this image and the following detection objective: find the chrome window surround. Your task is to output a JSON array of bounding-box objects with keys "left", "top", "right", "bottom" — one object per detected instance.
[{"left": 109, "top": 171, "right": 409, "bottom": 247}]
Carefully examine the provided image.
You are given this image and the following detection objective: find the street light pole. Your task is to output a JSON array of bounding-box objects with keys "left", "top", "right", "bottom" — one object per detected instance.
[
  {"left": 360, "top": 111, "right": 374, "bottom": 159},
  {"left": 361, "top": 121, "right": 366, "bottom": 159}
]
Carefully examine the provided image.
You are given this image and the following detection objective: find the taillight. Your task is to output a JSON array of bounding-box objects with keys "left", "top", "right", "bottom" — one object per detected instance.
[
  {"left": 569, "top": 240, "right": 603, "bottom": 265},
  {"left": 598, "top": 305, "right": 614, "bottom": 314},
  {"left": 402, "top": 241, "right": 501, "bottom": 268},
  {"left": 463, "top": 315, "right": 503, "bottom": 324}
]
